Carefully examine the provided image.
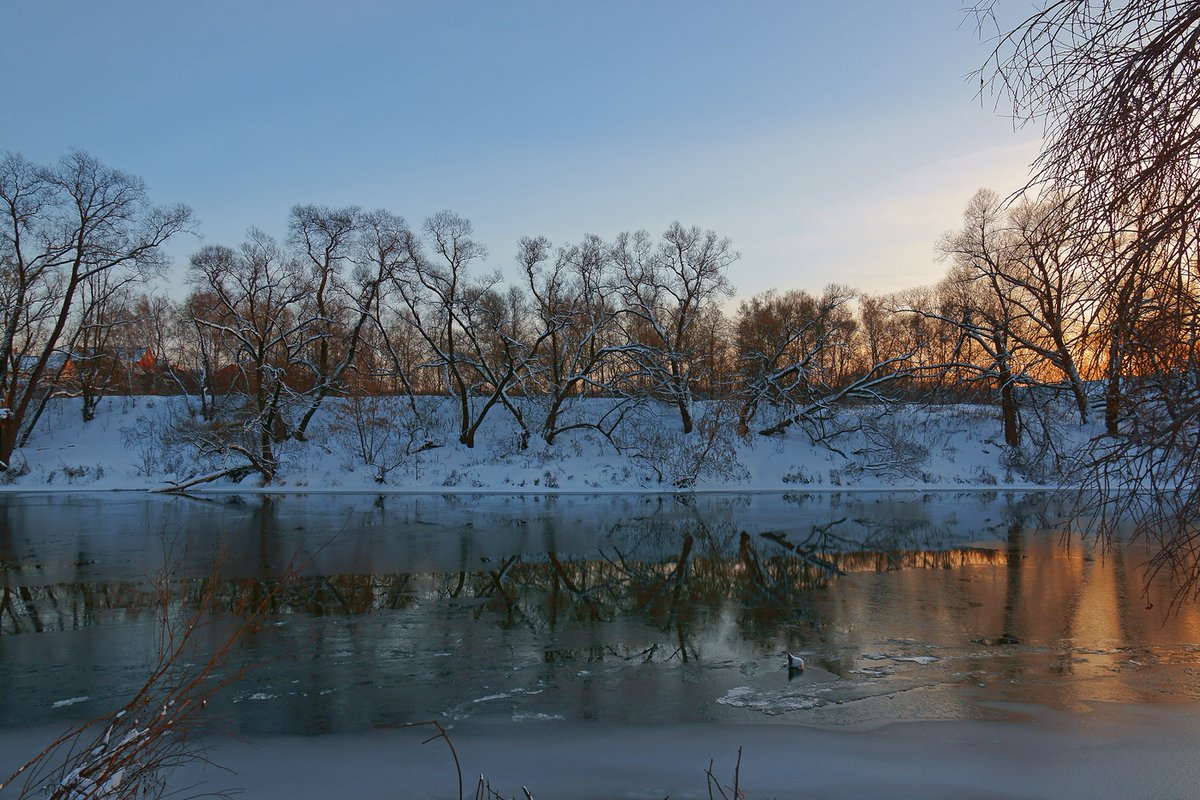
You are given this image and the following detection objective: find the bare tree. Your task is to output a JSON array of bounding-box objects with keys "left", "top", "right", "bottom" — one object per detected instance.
[
  {"left": 136, "top": 293, "right": 199, "bottom": 404},
  {"left": 612, "top": 222, "right": 737, "bottom": 434},
  {"left": 519, "top": 234, "right": 630, "bottom": 445},
  {"left": 62, "top": 276, "right": 134, "bottom": 423},
  {"left": 0, "top": 151, "right": 190, "bottom": 470},
  {"left": 1001, "top": 196, "right": 1094, "bottom": 423},
  {"left": 739, "top": 286, "right": 917, "bottom": 439},
  {"left": 288, "top": 205, "right": 358, "bottom": 377},
  {"left": 18, "top": 265, "right": 162, "bottom": 437},
  {"left": 454, "top": 279, "right": 547, "bottom": 448},
  {"left": 177, "top": 288, "right": 231, "bottom": 421},
  {"left": 935, "top": 189, "right": 1027, "bottom": 447},
  {"left": 187, "top": 231, "right": 312, "bottom": 476},
  {"left": 975, "top": 0, "right": 1200, "bottom": 585},
  {"left": 736, "top": 285, "right": 855, "bottom": 435},
  {"left": 975, "top": 1, "right": 1200, "bottom": 226},
  {"left": 356, "top": 209, "right": 425, "bottom": 403},
  {"left": 287, "top": 205, "right": 400, "bottom": 440},
  {"left": 389, "top": 211, "right": 537, "bottom": 448}
]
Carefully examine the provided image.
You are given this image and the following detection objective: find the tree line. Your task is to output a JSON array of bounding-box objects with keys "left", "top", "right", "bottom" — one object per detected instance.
[{"left": 2, "top": 145, "right": 1198, "bottom": 485}]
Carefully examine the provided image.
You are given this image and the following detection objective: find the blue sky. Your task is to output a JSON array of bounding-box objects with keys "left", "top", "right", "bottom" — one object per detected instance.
[{"left": 3, "top": 1, "right": 1041, "bottom": 299}]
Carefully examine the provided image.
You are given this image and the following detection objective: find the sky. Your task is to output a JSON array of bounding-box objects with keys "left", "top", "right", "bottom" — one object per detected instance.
[{"left": 3, "top": 1, "right": 1043, "bottom": 301}]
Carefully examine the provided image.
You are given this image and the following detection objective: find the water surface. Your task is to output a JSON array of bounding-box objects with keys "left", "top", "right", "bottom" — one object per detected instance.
[{"left": 2, "top": 491, "right": 1197, "bottom": 737}]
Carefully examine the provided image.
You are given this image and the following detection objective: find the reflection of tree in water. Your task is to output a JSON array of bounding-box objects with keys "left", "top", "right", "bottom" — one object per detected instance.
[
  {"left": 12, "top": 493, "right": 1200, "bottom": 727},
  {"left": 1, "top": 580, "right": 158, "bottom": 634},
  {"left": 0, "top": 573, "right": 417, "bottom": 635},
  {"left": 3, "top": 491, "right": 1064, "bottom": 695},
  {"left": 1, "top": 500, "right": 1026, "bottom": 655}
]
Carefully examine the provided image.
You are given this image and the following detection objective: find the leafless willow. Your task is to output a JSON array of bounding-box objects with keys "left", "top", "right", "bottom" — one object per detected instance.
[{"left": 975, "top": 0, "right": 1200, "bottom": 590}]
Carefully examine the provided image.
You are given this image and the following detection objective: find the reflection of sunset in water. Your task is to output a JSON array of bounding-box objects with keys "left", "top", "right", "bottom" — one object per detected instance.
[{"left": 817, "top": 529, "right": 1200, "bottom": 713}]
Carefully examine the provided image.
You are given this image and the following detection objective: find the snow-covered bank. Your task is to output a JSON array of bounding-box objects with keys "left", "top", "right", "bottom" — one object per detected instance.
[{"left": 0, "top": 396, "right": 1092, "bottom": 494}]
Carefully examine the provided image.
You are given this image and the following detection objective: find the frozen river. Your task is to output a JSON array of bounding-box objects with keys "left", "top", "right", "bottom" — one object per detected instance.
[{"left": 2, "top": 491, "right": 1198, "bottom": 798}]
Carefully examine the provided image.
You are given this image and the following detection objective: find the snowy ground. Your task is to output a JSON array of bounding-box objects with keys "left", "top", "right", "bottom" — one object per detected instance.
[
  {"left": 4, "top": 701, "right": 1198, "bottom": 800},
  {"left": 0, "top": 396, "right": 1093, "bottom": 493}
]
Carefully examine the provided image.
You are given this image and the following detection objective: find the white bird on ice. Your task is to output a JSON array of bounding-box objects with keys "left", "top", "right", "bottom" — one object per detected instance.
[{"left": 786, "top": 652, "right": 806, "bottom": 671}]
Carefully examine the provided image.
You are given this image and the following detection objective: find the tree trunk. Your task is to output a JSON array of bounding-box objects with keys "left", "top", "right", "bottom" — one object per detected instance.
[
  {"left": 676, "top": 395, "right": 693, "bottom": 435},
  {"left": 82, "top": 387, "right": 98, "bottom": 423},
  {"left": 1104, "top": 374, "right": 1121, "bottom": 436},
  {"left": 260, "top": 421, "right": 274, "bottom": 466},
  {"left": 543, "top": 394, "right": 565, "bottom": 445},
  {"left": 736, "top": 397, "right": 756, "bottom": 438},
  {"left": 999, "top": 368, "right": 1020, "bottom": 448},
  {"left": 19, "top": 362, "right": 70, "bottom": 447},
  {"left": 457, "top": 386, "right": 472, "bottom": 448},
  {"left": 1105, "top": 336, "right": 1122, "bottom": 436},
  {"left": 0, "top": 423, "right": 16, "bottom": 470},
  {"left": 1065, "top": 365, "right": 1089, "bottom": 425}
]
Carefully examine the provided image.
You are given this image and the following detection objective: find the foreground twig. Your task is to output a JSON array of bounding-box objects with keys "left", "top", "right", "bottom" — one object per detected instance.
[
  {"left": 1, "top": 556, "right": 291, "bottom": 799},
  {"left": 401, "top": 720, "right": 464, "bottom": 800},
  {"left": 706, "top": 747, "right": 744, "bottom": 800}
]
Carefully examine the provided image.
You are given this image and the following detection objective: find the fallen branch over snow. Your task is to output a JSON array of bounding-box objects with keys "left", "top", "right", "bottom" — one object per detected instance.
[
  {"left": 756, "top": 354, "right": 914, "bottom": 437},
  {"left": 151, "top": 464, "right": 256, "bottom": 493}
]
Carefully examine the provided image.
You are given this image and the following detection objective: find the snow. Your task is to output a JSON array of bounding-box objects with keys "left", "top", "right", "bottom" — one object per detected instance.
[
  {"left": 0, "top": 396, "right": 1094, "bottom": 494},
  {"left": 6, "top": 702, "right": 1198, "bottom": 799}
]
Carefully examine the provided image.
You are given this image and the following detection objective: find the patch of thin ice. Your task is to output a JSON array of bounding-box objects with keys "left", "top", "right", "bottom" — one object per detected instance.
[
  {"left": 472, "top": 688, "right": 543, "bottom": 704},
  {"left": 512, "top": 712, "right": 565, "bottom": 722},
  {"left": 850, "top": 668, "right": 893, "bottom": 677},
  {"left": 51, "top": 696, "right": 89, "bottom": 708},
  {"left": 716, "top": 685, "right": 826, "bottom": 715}
]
